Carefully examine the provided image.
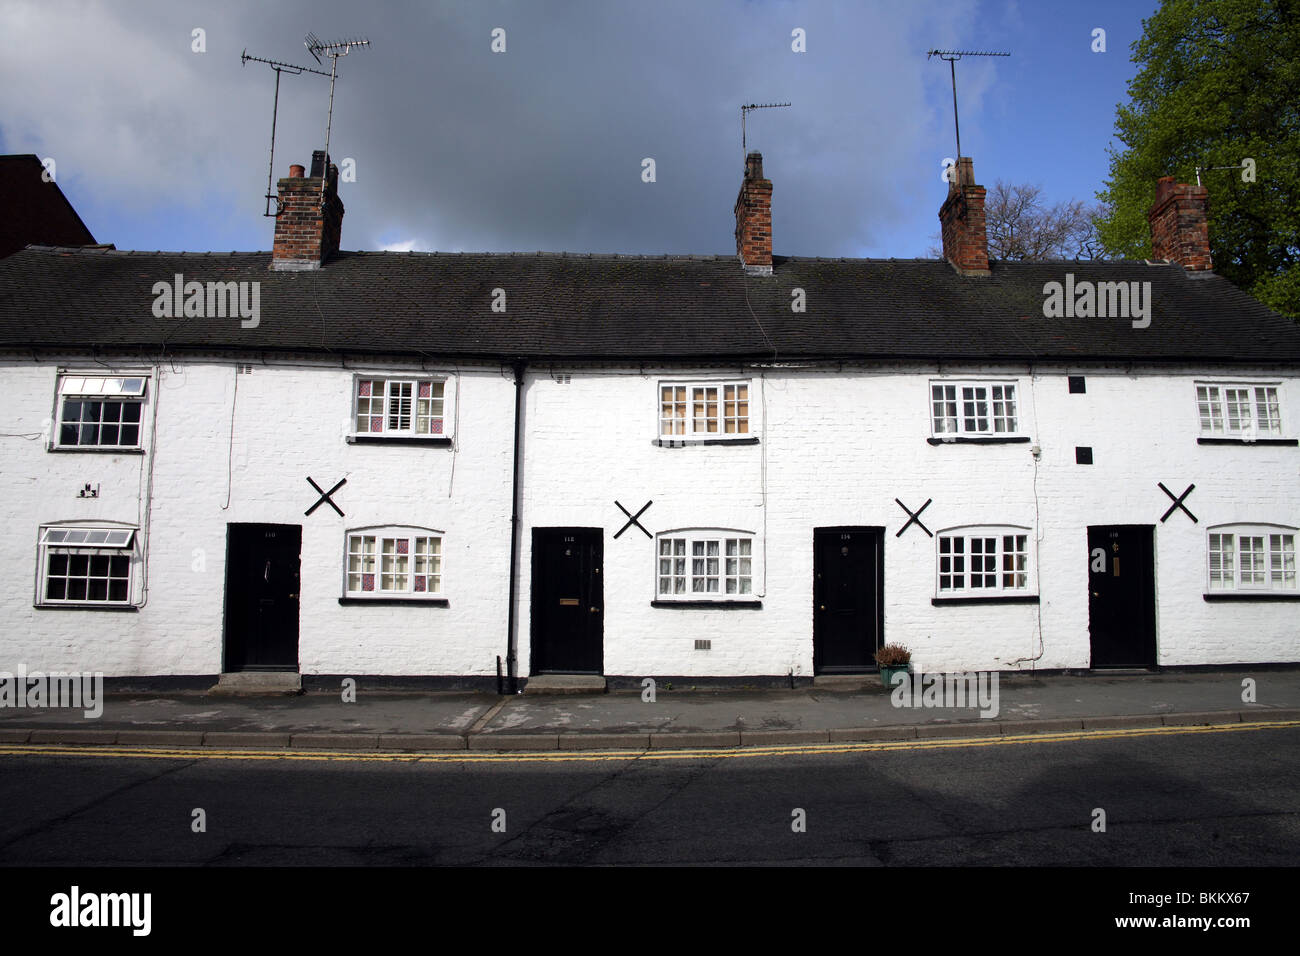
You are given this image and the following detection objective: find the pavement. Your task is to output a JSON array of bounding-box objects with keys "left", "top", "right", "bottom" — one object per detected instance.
[{"left": 1, "top": 669, "right": 1299, "bottom": 752}]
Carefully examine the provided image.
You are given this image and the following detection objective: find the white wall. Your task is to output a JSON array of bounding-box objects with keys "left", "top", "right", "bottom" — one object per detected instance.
[
  {"left": 0, "top": 358, "right": 514, "bottom": 677},
  {"left": 2, "top": 355, "right": 1296, "bottom": 677},
  {"left": 516, "top": 363, "right": 1300, "bottom": 676}
]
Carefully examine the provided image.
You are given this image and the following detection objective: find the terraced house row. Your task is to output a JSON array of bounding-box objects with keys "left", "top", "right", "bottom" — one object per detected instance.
[{"left": 0, "top": 149, "right": 1297, "bottom": 690}]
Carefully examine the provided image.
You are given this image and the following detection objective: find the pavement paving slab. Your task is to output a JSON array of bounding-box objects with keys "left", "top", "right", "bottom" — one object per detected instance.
[{"left": 0, "top": 669, "right": 1296, "bottom": 752}]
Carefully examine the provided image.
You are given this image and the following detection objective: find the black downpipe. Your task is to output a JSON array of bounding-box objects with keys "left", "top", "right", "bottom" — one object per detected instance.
[{"left": 504, "top": 360, "right": 527, "bottom": 694}]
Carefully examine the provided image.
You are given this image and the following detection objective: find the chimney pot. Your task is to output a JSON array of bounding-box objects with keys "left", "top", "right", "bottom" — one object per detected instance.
[{"left": 289, "top": 164, "right": 305, "bottom": 178}]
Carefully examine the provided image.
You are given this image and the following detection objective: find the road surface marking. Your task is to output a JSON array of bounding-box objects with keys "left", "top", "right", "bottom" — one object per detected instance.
[{"left": 0, "top": 719, "right": 1295, "bottom": 764}]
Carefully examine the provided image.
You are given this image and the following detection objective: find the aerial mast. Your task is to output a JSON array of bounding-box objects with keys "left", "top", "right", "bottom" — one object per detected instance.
[{"left": 925, "top": 49, "right": 1011, "bottom": 160}]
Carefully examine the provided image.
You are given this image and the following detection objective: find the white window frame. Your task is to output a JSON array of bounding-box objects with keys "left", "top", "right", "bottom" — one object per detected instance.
[
  {"left": 936, "top": 525, "right": 1033, "bottom": 596},
  {"left": 658, "top": 380, "right": 753, "bottom": 439},
  {"left": 655, "top": 528, "right": 757, "bottom": 600},
  {"left": 37, "top": 524, "right": 137, "bottom": 606},
  {"left": 1207, "top": 524, "right": 1297, "bottom": 592},
  {"left": 343, "top": 526, "right": 445, "bottom": 598},
  {"left": 351, "top": 375, "right": 451, "bottom": 438},
  {"left": 1195, "top": 382, "right": 1283, "bottom": 439},
  {"left": 53, "top": 372, "right": 149, "bottom": 450},
  {"left": 929, "top": 379, "right": 1021, "bottom": 438}
]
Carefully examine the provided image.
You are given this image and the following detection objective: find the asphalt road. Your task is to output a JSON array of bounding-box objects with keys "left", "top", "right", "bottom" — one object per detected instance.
[{"left": 0, "top": 724, "right": 1296, "bottom": 866}]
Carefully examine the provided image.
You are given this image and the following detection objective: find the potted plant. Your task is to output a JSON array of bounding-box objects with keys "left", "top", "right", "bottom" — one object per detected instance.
[{"left": 875, "top": 643, "right": 912, "bottom": 687}]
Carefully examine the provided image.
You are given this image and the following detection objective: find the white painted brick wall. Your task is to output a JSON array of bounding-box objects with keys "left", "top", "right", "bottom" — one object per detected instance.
[
  {"left": 2, "top": 357, "right": 1296, "bottom": 677},
  {"left": 0, "top": 360, "right": 514, "bottom": 677},
  {"left": 517, "top": 364, "right": 1300, "bottom": 676}
]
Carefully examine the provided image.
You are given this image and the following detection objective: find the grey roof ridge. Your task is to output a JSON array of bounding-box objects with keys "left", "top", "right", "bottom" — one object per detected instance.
[{"left": 17, "top": 245, "right": 1197, "bottom": 272}]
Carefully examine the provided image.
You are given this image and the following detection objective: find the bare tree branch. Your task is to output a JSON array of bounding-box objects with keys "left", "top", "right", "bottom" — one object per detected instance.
[{"left": 930, "top": 182, "right": 1110, "bottom": 261}]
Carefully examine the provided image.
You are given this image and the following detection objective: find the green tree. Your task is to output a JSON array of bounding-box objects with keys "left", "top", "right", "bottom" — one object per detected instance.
[{"left": 1096, "top": 0, "right": 1300, "bottom": 318}]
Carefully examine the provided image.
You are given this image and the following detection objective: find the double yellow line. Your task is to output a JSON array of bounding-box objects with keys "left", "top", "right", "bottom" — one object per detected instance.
[{"left": 0, "top": 719, "right": 1294, "bottom": 764}]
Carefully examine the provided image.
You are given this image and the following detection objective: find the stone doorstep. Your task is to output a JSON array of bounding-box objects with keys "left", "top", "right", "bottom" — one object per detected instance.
[
  {"left": 812, "top": 675, "right": 876, "bottom": 690},
  {"left": 522, "top": 675, "right": 607, "bottom": 695},
  {"left": 209, "top": 672, "right": 302, "bottom": 696}
]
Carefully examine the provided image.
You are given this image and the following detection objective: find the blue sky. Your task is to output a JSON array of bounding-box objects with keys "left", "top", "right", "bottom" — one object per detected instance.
[{"left": 0, "top": 0, "right": 1159, "bottom": 259}]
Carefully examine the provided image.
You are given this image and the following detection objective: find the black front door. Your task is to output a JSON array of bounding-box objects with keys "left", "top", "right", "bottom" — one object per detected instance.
[
  {"left": 1087, "top": 525, "right": 1157, "bottom": 668},
  {"left": 814, "top": 527, "right": 884, "bottom": 673},
  {"left": 223, "top": 523, "right": 301, "bottom": 672},
  {"left": 531, "top": 528, "right": 603, "bottom": 674}
]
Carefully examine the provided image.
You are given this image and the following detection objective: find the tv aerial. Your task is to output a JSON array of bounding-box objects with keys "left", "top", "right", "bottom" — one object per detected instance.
[
  {"left": 741, "top": 102, "right": 790, "bottom": 153},
  {"left": 240, "top": 33, "right": 370, "bottom": 216},
  {"left": 240, "top": 49, "right": 332, "bottom": 216},
  {"left": 304, "top": 33, "right": 371, "bottom": 208},
  {"left": 926, "top": 49, "right": 1010, "bottom": 161}
]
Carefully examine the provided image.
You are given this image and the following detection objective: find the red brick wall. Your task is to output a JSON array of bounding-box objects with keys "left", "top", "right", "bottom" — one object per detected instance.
[
  {"left": 734, "top": 152, "right": 772, "bottom": 269},
  {"left": 939, "top": 157, "right": 989, "bottom": 274},
  {"left": 272, "top": 168, "right": 345, "bottom": 267},
  {"left": 1148, "top": 176, "right": 1212, "bottom": 271}
]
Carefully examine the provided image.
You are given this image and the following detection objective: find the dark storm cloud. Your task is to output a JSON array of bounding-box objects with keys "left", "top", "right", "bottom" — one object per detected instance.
[{"left": 0, "top": 0, "right": 989, "bottom": 256}]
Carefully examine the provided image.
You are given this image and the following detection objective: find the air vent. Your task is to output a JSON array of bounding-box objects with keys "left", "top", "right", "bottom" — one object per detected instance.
[
  {"left": 1068, "top": 375, "right": 1086, "bottom": 394},
  {"left": 694, "top": 639, "right": 711, "bottom": 650},
  {"left": 238, "top": 364, "right": 253, "bottom": 375}
]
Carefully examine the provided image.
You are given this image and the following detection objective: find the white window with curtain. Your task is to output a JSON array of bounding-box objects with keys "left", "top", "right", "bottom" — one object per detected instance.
[
  {"left": 936, "top": 525, "right": 1033, "bottom": 595},
  {"left": 344, "top": 526, "right": 444, "bottom": 598},
  {"left": 658, "top": 381, "right": 752, "bottom": 439},
  {"left": 929, "top": 380, "right": 1020, "bottom": 438},
  {"left": 655, "top": 529, "right": 757, "bottom": 601}
]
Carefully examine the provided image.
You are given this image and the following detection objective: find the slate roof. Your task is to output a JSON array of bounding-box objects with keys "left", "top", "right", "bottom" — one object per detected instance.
[
  {"left": 0, "top": 156, "right": 96, "bottom": 259},
  {"left": 0, "top": 245, "right": 1298, "bottom": 364}
]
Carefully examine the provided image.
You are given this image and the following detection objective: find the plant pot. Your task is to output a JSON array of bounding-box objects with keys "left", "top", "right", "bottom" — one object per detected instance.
[{"left": 880, "top": 665, "right": 910, "bottom": 687}]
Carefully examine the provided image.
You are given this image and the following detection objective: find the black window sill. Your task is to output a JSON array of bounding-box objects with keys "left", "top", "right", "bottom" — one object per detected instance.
[
  {"left": 338, "top": 597, "right": 449, "bottom": 606},
  {"left": 653, "top": 437, "right": 760, "bottom": 447},
  {"left": 1197, "top": 437, "right": 1297, "bottom": 446},
  {"left": 1203, "top": 592, "right": 1300, "bottom": 602},
  {"left": 651, "top": 599, "right": 762, "bottom": 608},
  {"left": 347, "top": 436, "right": 452, "bottom": 447},
  {"left": 47, "top": 446, "right": 146, "bottom": 454},
  {"left": 34, "top": 603, "right": 139, "bottom": 612},
  {"left": 931, "top": 594, "right": 1040, "bottom": 606},
  {"left": 927, "top": 436, "right": 1031, "bottom": 446}
]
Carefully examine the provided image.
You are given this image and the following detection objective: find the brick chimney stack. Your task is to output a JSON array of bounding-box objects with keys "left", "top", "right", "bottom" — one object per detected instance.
[
  {"left": 939, "top": 157, "right": 990, "bottom": 275},
  {"left": 271, "top": 151, "right": 345, "bottom": 271},
  {"left": 1148, "top": 175, "right": 1212, "bottom": 272},
  {"left": 735, "top": 151, "right": 773, "bottom": 274}
]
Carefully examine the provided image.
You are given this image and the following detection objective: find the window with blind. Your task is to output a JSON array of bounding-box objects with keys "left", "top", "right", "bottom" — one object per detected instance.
[
  {"left": 1195, "top": 383, "right": 1282, "bottom": 439},
  {"left": 38, "top": 525, "right": 137, "bottom": 605},
  {"left": 1207, "top": 525, "right": 1297, "bottom": 591},
  {"left": 54, "top": 374, "right": 148, "bottom": 449},
  {"left": 353, "top": 377, "right": 448, "bottom": 438}
]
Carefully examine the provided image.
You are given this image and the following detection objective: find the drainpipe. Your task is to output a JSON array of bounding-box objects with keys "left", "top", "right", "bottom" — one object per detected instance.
[{"left": 504, "top": 359, "right": 527, "bottom": 694}]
